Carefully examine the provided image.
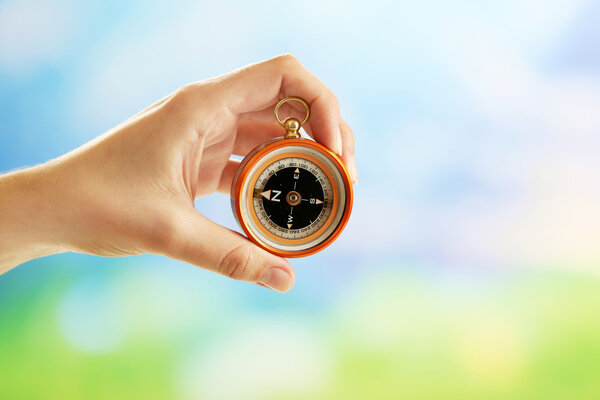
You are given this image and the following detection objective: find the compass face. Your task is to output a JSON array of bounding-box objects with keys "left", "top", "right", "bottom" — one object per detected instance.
[
  {"left": 235, "top": 142, "right": 350, "bottom": 255},
  {"left": 254, "top": 157, "right": 332, "bottom": 239}
]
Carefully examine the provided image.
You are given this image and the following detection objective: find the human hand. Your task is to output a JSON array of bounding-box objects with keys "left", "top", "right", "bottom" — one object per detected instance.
[{"left": 0, "top": 55, "right": 357, "bottom": 292}]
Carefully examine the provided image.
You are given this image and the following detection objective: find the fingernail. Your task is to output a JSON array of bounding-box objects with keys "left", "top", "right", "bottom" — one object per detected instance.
[
  {"left": 258, "top": 267, "right": 293, "bottom": 293},
  {"left": 349, "top": 157, "right": 359, "bottom": 184},
  {"left": 333, "top": 126, "right": 343, "bottom": 156}
]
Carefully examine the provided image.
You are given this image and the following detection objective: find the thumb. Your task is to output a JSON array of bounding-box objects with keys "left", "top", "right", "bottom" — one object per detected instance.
[{"left": 166, "top": 209, "right": 295, "bottom": 293}]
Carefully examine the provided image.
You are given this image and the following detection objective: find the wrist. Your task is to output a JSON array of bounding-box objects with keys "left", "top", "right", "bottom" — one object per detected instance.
[{"left": 0, "top": 164, "right": 67, "bottom": 272}]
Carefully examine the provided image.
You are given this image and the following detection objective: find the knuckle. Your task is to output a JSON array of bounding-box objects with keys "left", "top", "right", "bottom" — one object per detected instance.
[
  {"left": 330, "top": 95, "right": 340, "bottom": 112},
  {"left": 348, "top": 141, "right": 355, "bottom": 155},
  {"left": 218, "top": 243, "right": 254, "bottom": 281},
  {"left": 333, "top": 93, "right": 340, "bottom": 108},
  {"left": 274, "top": 53, "right": 299, "bottom": 67},
  {"left": 343, "top": 122, "right": 356, "bottom": 153},
  {"left": 169, "top": 84, "right": 199, "bottom": 110}
]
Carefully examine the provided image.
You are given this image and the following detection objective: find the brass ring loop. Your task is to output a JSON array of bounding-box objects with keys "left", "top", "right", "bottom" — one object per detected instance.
[{"left": 274, "top": 96, "right": 310, "bottom": 127}]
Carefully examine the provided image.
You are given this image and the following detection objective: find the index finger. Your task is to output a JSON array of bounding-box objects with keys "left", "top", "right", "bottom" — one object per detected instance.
[{"left": 214, "top": 54, "right": 343, "bottom": 156}]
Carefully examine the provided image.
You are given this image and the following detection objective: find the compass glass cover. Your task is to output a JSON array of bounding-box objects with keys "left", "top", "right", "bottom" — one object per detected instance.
[{"left": 241, "top": 146, "right": 346, "bottom": 252}]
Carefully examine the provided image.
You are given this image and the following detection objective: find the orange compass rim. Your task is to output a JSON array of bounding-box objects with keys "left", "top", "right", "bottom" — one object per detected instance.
[{"left": 231, "top": 138, "right": 353, "bottom": 258}]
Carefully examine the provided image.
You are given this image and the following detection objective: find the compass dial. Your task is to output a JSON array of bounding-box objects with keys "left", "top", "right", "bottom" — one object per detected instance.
[
  {"left": 233, "top": 140, "right": 352, "bottom": 257},
  {"left": 253, "top": 157, "right": 332, "bottom": 240}
]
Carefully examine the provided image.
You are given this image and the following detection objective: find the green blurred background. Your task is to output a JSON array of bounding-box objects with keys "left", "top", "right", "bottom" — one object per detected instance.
[{"left": 1, "top": 0, "right": 600, "bottom": 399}]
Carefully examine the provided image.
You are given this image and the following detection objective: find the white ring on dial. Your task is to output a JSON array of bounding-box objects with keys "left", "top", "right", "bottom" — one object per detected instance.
[{"left": 240, "top": 145, "right": 347, "bottom": 252}]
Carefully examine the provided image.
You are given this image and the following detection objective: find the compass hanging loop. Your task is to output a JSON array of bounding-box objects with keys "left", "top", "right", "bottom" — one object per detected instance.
[{"left": 274, "top": 96, "right": 310, "bottom": 139}]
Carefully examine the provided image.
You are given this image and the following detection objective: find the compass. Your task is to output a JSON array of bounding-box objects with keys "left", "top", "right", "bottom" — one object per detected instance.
[{"left": 231, "top": 96, "right": 353, "bottom": 257}]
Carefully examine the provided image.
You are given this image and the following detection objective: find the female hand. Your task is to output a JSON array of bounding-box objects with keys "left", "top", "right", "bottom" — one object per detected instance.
[{"left": 0, "top": 54, "right": 357, "bottom": 292}]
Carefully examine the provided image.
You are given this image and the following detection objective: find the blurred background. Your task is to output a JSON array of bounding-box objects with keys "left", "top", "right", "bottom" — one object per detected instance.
[{"left": 1, "top": 0, "right": 600, "bottom": 399}]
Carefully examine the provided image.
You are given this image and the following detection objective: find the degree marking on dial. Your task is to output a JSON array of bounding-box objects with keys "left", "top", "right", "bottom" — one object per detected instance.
[{"left": 251, "top": 155, "right": 336, "bottom": 240}]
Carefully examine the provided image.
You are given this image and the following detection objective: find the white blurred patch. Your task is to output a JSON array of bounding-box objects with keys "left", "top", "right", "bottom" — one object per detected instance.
[
  {"left": 175, "top": 318, "right": 332, "bottom": 400},
  {"left": 463, "top": 0, "right": 586, "bottom": 56},
  {"left": 0, "top": 0, "right": 83, "bottom": 77},
  {"left": 433, "top": 9, "right": 600, "bottom": 269},
  {"left": 70, "top": 2, "right": 255, "bottom": 135},
  {"left": 57, "top": 276, "right": 127, "bottom": 354},
  {"left": 337, "top": 2, "right": 600, "bottom": 270},
  {"left": 454, "top": 150, "right": 600, "bottom": 270},
  {"left": 438, "top": 17, "right": 600, "bottom": 140}
]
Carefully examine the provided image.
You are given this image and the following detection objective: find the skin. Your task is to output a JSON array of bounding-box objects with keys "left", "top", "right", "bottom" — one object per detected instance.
[{"left": 0, "top": 54, "right": 357, "bottom": 293}]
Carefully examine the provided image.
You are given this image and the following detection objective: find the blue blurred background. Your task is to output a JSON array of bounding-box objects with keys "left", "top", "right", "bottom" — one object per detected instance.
[{"left": 1, "top": 0, "right": 600, "bottom": 399}]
